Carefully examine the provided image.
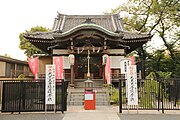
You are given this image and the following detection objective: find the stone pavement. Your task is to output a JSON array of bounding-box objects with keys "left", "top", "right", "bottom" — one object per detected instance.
[
  {"left": 119, "top": 114, "right": 180, "bottom": 120},
  {"left": 1, "top": 106, "right": 180, "bottom": 120},
  {"left": 62, "top": 106, "right": 120, "bottom": 120},
  {"left": 116, "top": 106, "right": 180, "bottom": 120},
  {"left": 0, "top": 112, "right": 64, "bottom": 120}
]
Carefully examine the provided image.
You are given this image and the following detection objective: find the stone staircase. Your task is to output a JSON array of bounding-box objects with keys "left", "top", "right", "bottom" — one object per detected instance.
[
  {"left": 68, "top": 88, "right": 109, "bottom": 106},
  {"left": 69, "top": 91, "right": 84, "bottom": 106},
  {"left": 74, "top": 79, "right": 104, "bottom": 88},
  {"left": 96, "top": 92, "right": 109, "bottom": 106}
]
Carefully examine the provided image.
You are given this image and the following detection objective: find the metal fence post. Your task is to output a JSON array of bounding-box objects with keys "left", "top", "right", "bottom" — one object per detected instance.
[
  {"left": 64, "top": 80, "right": 68, "bottom": 111},
  {"left": 161, "top": 79, "right": 164, "bottom": 114},
  {"left": 22, "top": 81, "right": 26, "bottom": 111},
  {"left": 174, "top": 80, "right": 179, "bottom": 107},
  {"left": 119, "top": 79, "right": 122, "bottom": 113},
  {"left": 157, "top": 79, "right": 161, "bottom": 111},
  {"left": 19, "top": 81, "right": 23, "bottom": 114},
  {"left": 61, "top": 79, "right": 65, "bottom": 114}
]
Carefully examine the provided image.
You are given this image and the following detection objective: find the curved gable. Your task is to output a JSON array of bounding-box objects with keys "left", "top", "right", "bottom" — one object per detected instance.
[{"left": 53, "top": 23, "right": 123, "bottom": 39}]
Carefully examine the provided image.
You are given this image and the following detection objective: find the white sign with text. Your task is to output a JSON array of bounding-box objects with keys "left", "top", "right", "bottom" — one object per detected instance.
[
  {"left": 45, "top": 65, "right": 56, "bottom": 105},
  {"left": 127, "top": 65, "right": 138, "bottom": 105}
]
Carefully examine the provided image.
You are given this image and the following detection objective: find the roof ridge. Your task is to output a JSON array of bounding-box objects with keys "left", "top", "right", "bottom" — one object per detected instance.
[{"left": 57, "top": 12, "right": 120, "bottom": 17}]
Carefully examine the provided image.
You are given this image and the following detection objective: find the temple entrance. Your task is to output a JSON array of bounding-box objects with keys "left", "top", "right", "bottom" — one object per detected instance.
[{"left": 74, "top": 54, "right": 103, "bottom": 79}]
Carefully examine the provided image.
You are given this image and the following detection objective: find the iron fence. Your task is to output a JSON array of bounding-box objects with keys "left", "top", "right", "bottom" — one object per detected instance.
[
  {"left": 119, "top": 78, "right": 180, "bottom": 113},
  {"left": 1, "top": 79, "right": 68, "bottom": 113}
]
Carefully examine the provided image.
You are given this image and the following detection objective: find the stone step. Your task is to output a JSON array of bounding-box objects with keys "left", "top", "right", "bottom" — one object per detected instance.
[
  {"left": 74, "top": 79, "right": 104, "bottom": 88},
  {"left": 69, "top": 101, "right": 84, "bottom": 106},
  {"left": 68, "top": 87, "right": 110, "bottom": 106},
  {"left": 69, "top": 94, "right": 109, "bottom": 106}
]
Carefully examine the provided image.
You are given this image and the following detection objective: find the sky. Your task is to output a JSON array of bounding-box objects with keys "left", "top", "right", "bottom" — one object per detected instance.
[{"left": 0, "top": 0, "right": 162, "bottom": 61}]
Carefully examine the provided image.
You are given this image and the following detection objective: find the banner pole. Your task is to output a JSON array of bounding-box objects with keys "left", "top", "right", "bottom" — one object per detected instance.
[
  {"left": 128, "top": 105, "right": 129, "bottom": 114},
  {"left": 45, "top": 104, "right": 47, "bottom": 114},
  {"left": 137, "top": 105, "right": 139, "bottom": 114},
  {"left": 54, "top": 104, "right": 56, "bottom": 114}
]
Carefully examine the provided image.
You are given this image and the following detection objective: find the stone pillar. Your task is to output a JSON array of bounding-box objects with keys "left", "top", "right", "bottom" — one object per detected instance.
[
  {"left": 70, "top": 65, "right": 74, "bottom": 85},
  {"left": 103, "top": 65, "right": 106, "bottom": 84},
  {"left": 68, "top": 54, "right": 75, "bottom": 87}
]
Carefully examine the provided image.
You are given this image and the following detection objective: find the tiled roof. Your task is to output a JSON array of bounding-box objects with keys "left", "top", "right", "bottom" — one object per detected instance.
[
  {"left": 26, "top": 30, "right": 151, "bottom": 42},
  {"left": 25, "top": 31, "right": 54, "bottom": 41},
  {"left": 123, "top": 32, "right": 152, "bottom": 42},
  {"left": 25, "top": 13, "right": 151, "bottom": 41},
  {"left": 52, "top": 13, "right": 125, "bottom": 33},
  {"left": 0, "top": 55, "right": 28, "bottom": 65}
]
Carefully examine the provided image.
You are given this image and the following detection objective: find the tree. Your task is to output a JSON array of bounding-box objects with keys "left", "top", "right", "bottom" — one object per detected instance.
[
  {"left": 19, "top": 26, "right": 49, "bottom": 57},
  {"left": 109, "top": 0, "right": 180, "bottom": 77}
]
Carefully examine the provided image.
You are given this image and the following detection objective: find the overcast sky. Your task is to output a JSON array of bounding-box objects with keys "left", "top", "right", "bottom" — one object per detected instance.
[
  {"left": 0, "top": 0, "right": 162, "bottom": 61},
  {"left": 0, "top": 0, "right": 127, "bottom": 60}
]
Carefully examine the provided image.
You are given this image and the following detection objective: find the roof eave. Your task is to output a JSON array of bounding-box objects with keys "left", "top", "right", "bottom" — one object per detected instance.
[{"left": 53, "top": 23, "right": 124, "bottom": 38}]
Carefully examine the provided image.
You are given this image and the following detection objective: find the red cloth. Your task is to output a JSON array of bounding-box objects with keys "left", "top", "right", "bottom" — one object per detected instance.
[
  {"left": 28, "top": 57, "right": 38, "bottom": 79},
  {"left": 105, "top": 57, "right": 111, "bottom": 84},
  {"left": 53, "top": 56, "right": 64, "bottom": 80},
  {"left": 130, "top": 56, "right": 135, "bottom": 65}
]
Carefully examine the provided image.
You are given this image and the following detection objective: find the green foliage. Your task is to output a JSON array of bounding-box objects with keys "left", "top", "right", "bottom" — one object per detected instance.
[
  {"left": 18, "top": 74, "right": 25, "bottom": 80},
  {"left": 146, "top": 72, "right": 157, "bottom": 80},
  {"left": 140, "top": 71, "right": 173, "bottom": 108},
  {"left": 104, "top": 84, "right": 119, "bottom": 105},
  {"left": 157, "top": 71, "right": 172, "bottom": 79},
  {"left": 19, "top": 26, "right": 49, "bottom": 57},
  {"left": 146, "top": 50, "right": 179, "bottom": 77},
  {"left": 109, "top": 0, "right": 180, "bottom": 78},
  {"left": 140, "top": 79, "right": 159, "bottom": 108}
]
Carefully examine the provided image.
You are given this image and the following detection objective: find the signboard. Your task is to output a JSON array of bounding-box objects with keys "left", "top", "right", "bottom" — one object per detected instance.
[
  {"left": 45, "top": 65, "right": 56, "bottom": 105},
  {"left": 28, "top": 57, "right": 38, "bottom": 79},
  {"left": 120, "top": 57, "right": 138, "bottom": 106},
  {"left": 127, "top": 65, "right": 138, "bottom": 105},
  {"left": 85, "top": 93, "right": 93, "bottom": 100},
  {"left": 53, "top": 56, "right": 64, "bottom": 80},
  {"left": 120, "top": 58, "right": 131, "bottom": 74}
]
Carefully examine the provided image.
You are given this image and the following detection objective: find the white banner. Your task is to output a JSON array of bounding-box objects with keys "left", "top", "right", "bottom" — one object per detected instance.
[
  {"left": 45, "top": 65, "right": 56, "bottom": 105},
  {"left": 120, "top": 59, "right": 131, "bottom": 74},
  {"left": 127, "top": 65, "right": 138, "bottom": 105},
  {"left": 120, "top": 58, "right": 131, "bottom": 98}
]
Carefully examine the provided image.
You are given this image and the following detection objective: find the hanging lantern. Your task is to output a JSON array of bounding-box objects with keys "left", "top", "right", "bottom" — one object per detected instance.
[
  {"left": 102, "top": 54, "right": 109, "bottom": 65},
  {"left": 68, "top": 54, "right": 75, "bottom": 65}
]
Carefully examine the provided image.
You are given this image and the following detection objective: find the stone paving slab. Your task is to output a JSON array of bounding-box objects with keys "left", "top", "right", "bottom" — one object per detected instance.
[
  {"left": 62, "top": 106, "right": 120, "bottom": 120},
  {"left": 1, "top": 106, "right": 180, "bottom": 120},
  {"left": 118, "top": 114, "right": 180, "bottom": 120},
  {"left": 110, "top": 106, "right": 180, "bottom": 115},
  {"left": 0, "top": 113, "right": 64, "bottom": 120}
]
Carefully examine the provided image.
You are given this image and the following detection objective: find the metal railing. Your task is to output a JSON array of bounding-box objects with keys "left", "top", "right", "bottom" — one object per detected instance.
[
  {"left": 1, "top": 79, "right": 68, "bottom": 113},
  {"left": 111, "top": 73, "right": 142, "bottom": 80},
  {"left": 119, "top": 78, "right": 180, "bottom": 113}
]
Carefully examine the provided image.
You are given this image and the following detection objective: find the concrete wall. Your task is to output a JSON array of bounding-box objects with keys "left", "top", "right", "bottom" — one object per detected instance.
[
  {"left": 39, "top": 56, "right": 52, "bottom": 74},
  {"left": 110, "top": 56, "right": 124, "bottom": 68}
]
